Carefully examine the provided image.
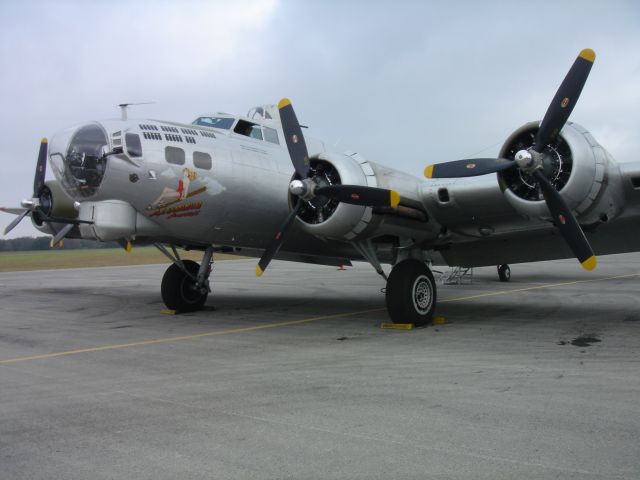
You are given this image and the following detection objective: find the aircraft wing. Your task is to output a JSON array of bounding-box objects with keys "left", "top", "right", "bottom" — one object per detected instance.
[
  {"left": 413, "top": 158, "right": 640, "bottom": 268},
  {"left": 331, "top": 153, "right": 640, "bottom": 269}
]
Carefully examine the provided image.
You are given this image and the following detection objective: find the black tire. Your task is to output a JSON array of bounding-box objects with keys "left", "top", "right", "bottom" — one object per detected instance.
[
  {"left": 385, "top": 260, "right": 437, "bottom": 327},
  {"left": 161, "top": 260, "right": 208, "bottom": 312},
  {"left": 497, "top": 264, "right": 511, "bottom": 282}
]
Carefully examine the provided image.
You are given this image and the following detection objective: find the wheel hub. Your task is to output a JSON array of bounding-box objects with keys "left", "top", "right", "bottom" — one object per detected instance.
[
  {"left": 181, "top": 276, "right": 204, "bottom": 304},
  {"left": 412, "top": 275, "right": 433, "bottom": 314}
]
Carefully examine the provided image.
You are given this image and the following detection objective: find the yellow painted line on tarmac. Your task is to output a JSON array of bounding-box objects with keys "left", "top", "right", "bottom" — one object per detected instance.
[
  {"left": 0, "top": 272, "right": 637, "bottom": 365},
  {"left": 0, "top": 308, "right": 384, "bottom": 365},
  {"left": 440, "top": 272, "right": 639, "bottom": 304}
]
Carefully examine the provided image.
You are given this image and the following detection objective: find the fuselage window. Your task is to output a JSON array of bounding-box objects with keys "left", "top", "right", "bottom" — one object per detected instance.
[
  {"left": 165, "top": 146, "right": 185, "bottom": 165},
  {"left": 192, "top": 117, "right": 235, "bottom": 130},
  {"left": 125, "top": 133, "right": 142, "bottom": 157},
  {"left": 193, "top": 151, "right": 212, "bottom": 170},
  {"left": 263, "top": 127, "right": 279, "bottom": 145}
]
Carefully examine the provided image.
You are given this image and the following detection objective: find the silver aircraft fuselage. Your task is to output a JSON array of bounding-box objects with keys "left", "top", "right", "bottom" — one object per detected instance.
[
  {"left": 46, "top": 112, "right": 422, "bottom": 261},
  {"left": 42, "top": 108, "right": 640, "bottom": 269}
]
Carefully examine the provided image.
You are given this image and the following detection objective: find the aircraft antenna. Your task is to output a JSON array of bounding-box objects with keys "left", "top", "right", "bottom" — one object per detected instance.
[
  {"left": 464, "top": 140, "right": 503, "bottom": 158},
  {"left": 118, "top": 102, "right": 156, "bottom": 120}
]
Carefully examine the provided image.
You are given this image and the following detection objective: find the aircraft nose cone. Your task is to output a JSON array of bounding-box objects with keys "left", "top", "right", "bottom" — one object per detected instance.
[{"left": 49, "top": 123, "right": 110, "bottom": 198}]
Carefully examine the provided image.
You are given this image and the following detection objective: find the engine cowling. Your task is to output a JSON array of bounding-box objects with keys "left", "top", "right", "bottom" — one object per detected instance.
[
  {"left": 31, "top": 179, "right": 79, "bottom": 235},
  {"left": 498, "top": 121, "right": 613, "bottom": 223},
  {"left": 290, "top": 152, "right": 377, "bottom": 240}
]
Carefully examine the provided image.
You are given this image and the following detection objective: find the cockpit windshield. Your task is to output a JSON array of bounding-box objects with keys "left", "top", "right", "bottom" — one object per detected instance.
[{"left": 192, "top": 116, "right": 235, "bottom": 130}]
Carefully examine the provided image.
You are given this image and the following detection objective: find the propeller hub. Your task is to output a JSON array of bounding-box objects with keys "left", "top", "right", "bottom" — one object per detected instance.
[
  {"left": 288, "top": 179, "right": 306, "bottom": 196},
  {"left": 20, "top": 199, "right": 36, "bottom": 209},
  {"left": 514, "top": 150, "right": 534, "bottom": 169}
]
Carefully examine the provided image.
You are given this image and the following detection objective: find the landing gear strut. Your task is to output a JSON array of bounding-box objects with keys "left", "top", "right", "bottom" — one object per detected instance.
[
  {"left": 156, "top": 244, "right": 214, "bottom": 312},
  {"left": 385, "top": 259, "right": 437, "bottom": 327}
]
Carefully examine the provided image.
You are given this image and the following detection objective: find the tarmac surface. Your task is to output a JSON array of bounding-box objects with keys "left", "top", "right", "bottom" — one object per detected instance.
[{"left": 0, "top": 254, "right": 639, "bottom": 479}]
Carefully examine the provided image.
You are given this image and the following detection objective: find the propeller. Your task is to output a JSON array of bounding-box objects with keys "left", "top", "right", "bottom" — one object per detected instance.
[
  {"left": 3, "top": 138, "right": 50, "bottom": 235},
  {"left": 423, "top": 49, "right": 597, "bottom": 270},
  {"left": 256, "top": 98, "right": 401, "bottom": 276},
  {"left": 255, "top": 202, "right": 302, "bottom": 276},
  {"left": 51, "top": 223, "right": 75, "bottom": 245},
  {"left": 2, "top": 138, "right": 91, "bottom": 241},
  {"left": 3, "top": 209, "right": 30, "bottom": 236}
]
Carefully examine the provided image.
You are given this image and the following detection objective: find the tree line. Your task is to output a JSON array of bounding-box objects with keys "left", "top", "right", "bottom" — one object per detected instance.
[{"left": 0, "top": 237, "right": 119, "bottom": 252}]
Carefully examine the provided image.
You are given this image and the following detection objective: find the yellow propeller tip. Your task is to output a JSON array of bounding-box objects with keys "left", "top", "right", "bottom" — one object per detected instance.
[
  {"left": 424, "top": 165, "right": 434, "bottom": 179},
  {"left": 390, "top": 190, "right": 400, "bottom": 207},
  {"left": 581, "top": 255, "right": 597, "bottom": 271},
  {"left": 41, "top": 137, "right": 48, "bottom": 144},
  {"left": 579, "top": 48, "right": 596, "bottom": 63},
  {"left": 255, "top": 265, "right": 264, "bottom": 277},
  {"left": 126, "top": 241, "right": 132, "bottom": 253},
  {"left": 278, "top": 98, "right": 291, "bottom": 109}
]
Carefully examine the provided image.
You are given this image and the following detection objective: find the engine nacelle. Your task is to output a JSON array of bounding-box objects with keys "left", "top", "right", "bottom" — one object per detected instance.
[
  {"left": 498, "top": 121, "right": 618, "bottom": 224},
  {"left": 291, "top": 152, "right": 377, "bottom": 240},
  {"left": 75, "top": 199, "right": 163, "bottom": 241},
  {"left": 31, "top": 180, "right": 79, "bottom": 235}
]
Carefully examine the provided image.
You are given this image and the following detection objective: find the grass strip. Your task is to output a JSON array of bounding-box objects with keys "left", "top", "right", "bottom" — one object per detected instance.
[{"left": 0, "top": 247, "right": 243, "bottom": 272}]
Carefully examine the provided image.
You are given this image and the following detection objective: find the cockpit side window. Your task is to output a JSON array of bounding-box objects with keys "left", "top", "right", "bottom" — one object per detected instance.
[
  {"left": 248, "top": 125, "right": 263, "bottom": 140},
  {"left": 234, "top": 119, "right": 264, "bottom": 140},
  {"left": 263, "top": 127, "right": 279, "bottom": 145},
  {"left": 192, "top": 117, "right": 235, "bottom": 129},
  {"left": 125, "top": 133, "right": 142, "bottom": 157}
]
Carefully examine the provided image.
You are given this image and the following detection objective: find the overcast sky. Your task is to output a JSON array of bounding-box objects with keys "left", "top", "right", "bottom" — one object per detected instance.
[{"left": 1, "top": 0, "right": 638, "bottom": 238}]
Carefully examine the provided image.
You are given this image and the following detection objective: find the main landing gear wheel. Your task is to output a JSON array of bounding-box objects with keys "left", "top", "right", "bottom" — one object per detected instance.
[
  {"left": 161, "top": 260, "right": 208, "bottom": 312},
  {"left": 385, "top": 259, "right": 437, "bottom": 327},
  {"left": 497, "top": 264, "right": 511, "bottom": 282}
]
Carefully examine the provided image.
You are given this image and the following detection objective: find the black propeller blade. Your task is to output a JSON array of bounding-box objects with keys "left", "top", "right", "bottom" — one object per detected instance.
[
  {"left": 51, "top": 223, "right": 75, "bottom": 246},
  {"left": 422, "top": 49, "right": 597, "bottom": 270},
  {"left": 256, "top": 202, "right": 301, "bottom": 276},
  {"left": 534, "top": 49, "right": 595, "bottom": 151},
  {"left": 33, "top": 138, "right": 48, "bottom": 198},
  {"left": 314, "top": 184, "right": 400, "bottom": 207},
  {"left": 532, "top": 170, "right": 596, "bottom": 269},
  {"left": 278, "top": 98, "right": 310, "bottom": 179},
  {"left": 3, "top": 209, "right": 29, "bottom": 235},
  {"left": 256, "top": 98, "right": 401, "bottom": 275},
  {"left": 424, "top": 158, "right": 516, "bottom": 179}
]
